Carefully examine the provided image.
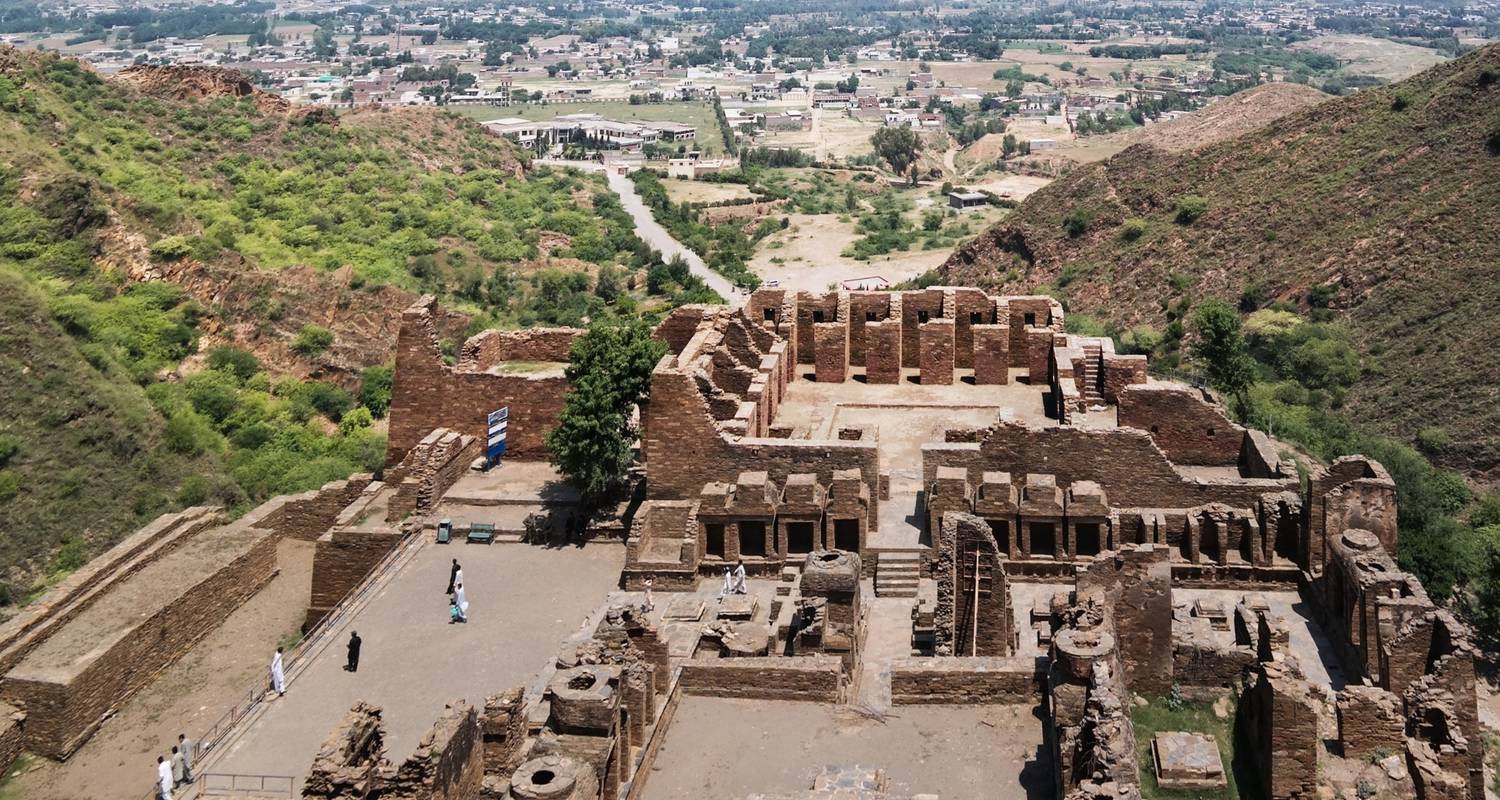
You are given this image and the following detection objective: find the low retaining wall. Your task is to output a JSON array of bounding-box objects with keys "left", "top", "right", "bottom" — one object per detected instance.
[
  {"left": 0, "top": 507, "right": 223, "bottom": 674},
  {"left": 1, "top": 523, "right": 277, "bottom": 758},
  {"left": 677, "top": 657, "right": 844, "bottom": 703},
  {"left": 0, "top": 703, "right": 20, "bottom": 778},
  {"left": 306, "top": 527, "right": 406, "bottom": 629},
  {"left": 888, "top": 656, "right": 1045, "bottom": 704}
]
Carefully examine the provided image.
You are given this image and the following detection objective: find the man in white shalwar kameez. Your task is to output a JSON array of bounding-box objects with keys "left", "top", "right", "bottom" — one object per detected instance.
[
  {"left": 156, "top": 756, "right": 173, "bottom": 800},
  {"left": 455, "top": 582, "right": 469, "bottom": 621},
  {"left": 270, "top": 646, "right": 286, "bottom": 696},
  {"left": 721, "top": 566, "right": 733, "bottom": 596},
  {"left": 731, "top": 560, "right": 747, "bottom": 594}
]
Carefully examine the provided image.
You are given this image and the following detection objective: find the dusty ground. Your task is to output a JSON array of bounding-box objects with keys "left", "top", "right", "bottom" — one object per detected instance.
[
  {"left": 13, "top": 539, "right": 315, "bottom": 800},
  {"left": 1292, "top": 35, "right": 1450, "bottom": 81},
  {"left": 210, "top": 541, "right": 624, "bottom": 792},
  {"left": 963, "top": 173, "right": 1054, "bottom": 201},
  {"left": 661, "top": 178, "right": 756, "bottom": 205},
  {"left": 639, "top": 697, "right": 1050, "bottom": 800}
]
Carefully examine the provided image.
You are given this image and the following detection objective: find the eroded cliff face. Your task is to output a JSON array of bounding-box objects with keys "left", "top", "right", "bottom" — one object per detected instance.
[{"left": 114, "top": 64, "right": 291, "bottom": 113}]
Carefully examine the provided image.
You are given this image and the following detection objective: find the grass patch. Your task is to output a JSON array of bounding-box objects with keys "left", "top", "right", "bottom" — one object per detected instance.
[
  {"left": 1131, "top": 693, "right": 1240, "bottom": 800},
  {"left": 0, "top": 755, "right": 35, "bottom": 800}
]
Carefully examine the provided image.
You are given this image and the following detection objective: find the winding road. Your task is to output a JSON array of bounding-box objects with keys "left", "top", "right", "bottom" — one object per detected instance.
[{"left": 536, "top": 159, "right": 742, "bottom": 306}]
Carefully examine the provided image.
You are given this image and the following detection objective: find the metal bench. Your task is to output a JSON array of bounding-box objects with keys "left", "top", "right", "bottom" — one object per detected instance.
[{"left": 467, "top": 522, "right": 496, "bottom": 545}]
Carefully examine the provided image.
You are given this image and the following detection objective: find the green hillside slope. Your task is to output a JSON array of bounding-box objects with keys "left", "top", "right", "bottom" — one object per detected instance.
[
  {"left": 943, "top": 43, "right": 1500, "bottom": 483},
  {"left": 0, "top": 49, "right": 696, "bottom": 593}
]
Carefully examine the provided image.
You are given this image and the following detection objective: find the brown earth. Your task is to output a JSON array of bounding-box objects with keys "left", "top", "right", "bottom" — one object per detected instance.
[
  {"left": 941, "top": 44, "right": 1500, "bottom": 482},
  {"left": 115, "top": 64, "right": 290, "bottom": 114},
  {"left": 1106, "top": 82, "right": 1330, "bottom": 153}
]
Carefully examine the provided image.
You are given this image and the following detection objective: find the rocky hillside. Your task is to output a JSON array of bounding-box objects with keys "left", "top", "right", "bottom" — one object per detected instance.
[
  {"left": 0, "top": 49, "right": 672, "bottom": 591},
  {"left": 943, "top": 44, "right": 1500, "bottom": 482},
  {"left": 1108, "top": 82, "right": 1329, "bottom": 153}
]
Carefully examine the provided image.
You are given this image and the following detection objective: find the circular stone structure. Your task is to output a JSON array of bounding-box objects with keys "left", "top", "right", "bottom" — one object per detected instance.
[
  {"left": 801, "top": 550, "right": 861, "bottom": 594},
  {"left": 511, "top": 755, "right": 591, "bottom": 800},
  {"left": 1052, "top": 627, "right": 1116, "bottom": 683},
  {"left": 547, "top": 666, "right": 617, "bottom": 733},
  {"left": 1340, "top": 529, "right": 1381, "bottom": 552}
]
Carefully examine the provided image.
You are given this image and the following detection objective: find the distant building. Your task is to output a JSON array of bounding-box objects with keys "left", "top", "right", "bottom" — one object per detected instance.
[{"left": 948, "top": 191, "right": 989, "bottom": 210}]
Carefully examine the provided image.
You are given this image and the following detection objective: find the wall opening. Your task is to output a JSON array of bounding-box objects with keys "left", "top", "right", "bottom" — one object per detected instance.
[
  {"left": 1199, "top": 520, "right": 1221, "bottom": 563},
  {"left": 787, "top": 521, "right": 815, "bottom": 554},
  {"left": 1075, "top": 522, "right": 1102, "bottom": 558},
  {"left": 705, "top": 523, "right": 725, "bottom": 558},
  {"left": 917, "top": 310, "right": 930, "bottom": 324},
  {"left": 763, "top": 308, "right": 776, "bottom": 322},
  {"left": 738, "top": 520, "right": 767, "bottom": 556},
  {"left": 812, "top": 310, "right": 825, "bottom": 323},
  {"left": 833, "top": 519, "right": 860, "bottom": 551},
  {"left": 1274, "top": 505, "right": 1299, "bottom": 563},
  {"left": 1030, "top": 522, "right": 1056, "bottom": 556},
  {"left": 988, "top": 519, "right": 1010, "bottom": 555},
  {"left": 1024, "top": 312, "right": 1036, "bottom": 326}
]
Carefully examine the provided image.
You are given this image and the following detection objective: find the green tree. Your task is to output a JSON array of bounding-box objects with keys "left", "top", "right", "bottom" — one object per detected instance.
[
  {"left": 870, "top": 126, "right": 921, "bottom": 181},
  {"left": 1191, "top": 299, "right": 1255, "bottom": 401},
  {"left": 360, "top": 365, "right": 395, "bottom": 418},
  {"left": 546, "top": 319, "right": 667, "bottom": 505}
]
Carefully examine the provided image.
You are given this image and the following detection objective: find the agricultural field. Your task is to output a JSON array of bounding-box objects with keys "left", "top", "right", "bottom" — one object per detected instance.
[{"left": 1291, "top": 34, "right": 1450, "bottom": 81}]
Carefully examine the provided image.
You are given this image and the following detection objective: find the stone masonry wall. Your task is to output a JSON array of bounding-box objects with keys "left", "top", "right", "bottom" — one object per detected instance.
[
  {"left": 677, "top": 656, "right": 844, "bottom": 703},
  {"left": 254, "top": 476, "right": 374, "bottom": 541},
  {"left": 1077, "top": 546, "right": 1174, "bottom": 696},
  {"left": 387, "top": 295, "right": 570, "bottom": 466},
  {"left": 919, "top": 319, "right": 955, "bottom": 385},
  {"left": 1101, "top": 355, "right": 1148, "bottom": 404},
  {"left": 813, "top": 322, "right": 848, "bottom": 383},
  {"left": 388, "top": 701, "right": 484, "bottom": 800},
  {"left": 922, "top": 422, "right": 1295, "bottom": 513},
  {"left": 459, "top": 328, "right": 581, "bottom": 370},
  {"left": 889, "top": 657, "right": 1042, "bottom": 703},
  {"left": 863, "top": 320, "right": 901, "bottom": 384},
  {"left": 2, "top": 530, "right": 276, "bottom": 759},
  {"left": 306, "top": 529, "right": 405, "bottom": 628},
  {"left": 972, "top": 324, "right": 1010, "bottom": 385},
  {"left": 1116, "top": 384, "right": 1244, "bottom": 467}
]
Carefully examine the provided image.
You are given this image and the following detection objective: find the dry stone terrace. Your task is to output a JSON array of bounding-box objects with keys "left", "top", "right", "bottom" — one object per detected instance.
[{"left": 0, "top": 287, "right": 1485, "bottom": 800}]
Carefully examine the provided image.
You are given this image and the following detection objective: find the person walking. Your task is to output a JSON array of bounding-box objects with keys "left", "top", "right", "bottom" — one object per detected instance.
[
  {"left": 731, "top": 560, "right": 747, "bottom": 594},
  {"left": 454, "top": 580, "right": 469, "bottom": 621},
  {"left": 642, "top": 578, "right": 655, "bottom": 613},
  {"left": 170, "top": 745, "right": 186, "bottom": 787},
  {"left": 155, "top": 756, "right": 173, "bottom": 800},
  {"left": 270, "top": 646, "right": 286, "bottom": 697},
  {"left": 345, "top": 631, "right": 362, "bottom": 673},
  {"left": 177, "top": 734, "right": 194, "bottom": 783},
  {"left": 446, "top": 558, "right": 461, "bottom": 594}
]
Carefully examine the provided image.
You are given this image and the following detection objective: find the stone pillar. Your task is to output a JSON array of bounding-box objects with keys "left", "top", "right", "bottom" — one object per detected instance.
[
  {"left": 919, "top": 319, "right": 955, "bottom": 385},
  {"left": 814, "top": 321, "right": 848, "bottom": 382},
  {"left": 864, "top": 319, "right": 902, "bottom": 384},
  {"left": 1025, "top": 327, "right": 1054, "bottom": 385},
  {"left": 972, "top": 324, "right": 1010, "bottom": 385}
]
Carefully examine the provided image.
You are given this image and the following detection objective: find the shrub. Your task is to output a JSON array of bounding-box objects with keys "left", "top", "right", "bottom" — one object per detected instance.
[
  {"left": 359, "top": 365, "right": 394, "bottom": 418},
  {"left": 164, "top": 410, "right": 218, "bottom": 455},
  {"left": 0, "top": 435, "right": 18, "bottom": 467},
  {"left": 1390, "top": 93, "right": 1410, "bottom": 111},
  {"left": 292, "top": 324, "right": 334, "bottom": 356},
  {"left": 1416, "top": 426, "right": 1452, "bottom": 456},
  {"left": 1063, "top": 208, "right": 1092, "bottom": 238},
  {"left": 1119, "top": 218, "right": 1147, "bottom": 241},
  {"left": 0, "top": 470, "right": 18, "bottom": 503},
  {"left": 300, "top": 381, "right": 355, "bottom": 421},
  {"left": 148, "top": 234, "right": 193, "bottom": 261},
  {"left": 339, "top": 406, "right": 373, "bottom": 434},
  {"left": 1488, "top": 113, "right": 1500, "bottom": 155},
  {"left": 52, "top": 536, "right": 87, "bottom": 572},
  {"left": 206, "top": 346, "right": 261, "bottom": 381},
  {"left": 1174, "top": 195, "right": 1208, "bottom": 224},
  {"left": 184, "top": 369, "right": 239, "bottom": 423}
]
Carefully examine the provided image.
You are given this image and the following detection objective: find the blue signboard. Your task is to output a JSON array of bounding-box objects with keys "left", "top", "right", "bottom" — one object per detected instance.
[{"left": 486, "top": 406, "right": 509, "bottom": 464}]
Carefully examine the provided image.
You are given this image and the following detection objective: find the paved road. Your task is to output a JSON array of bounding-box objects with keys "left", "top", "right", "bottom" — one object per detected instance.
[{"left": 536, "top": 159, "right": 742, "bottom": 306}]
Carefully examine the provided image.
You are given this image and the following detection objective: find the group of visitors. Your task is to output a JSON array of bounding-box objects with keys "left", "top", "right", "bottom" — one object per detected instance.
[
  {"left": 721, "top": 559, "right": 748, "bottom": 595},
  {"left": 152, "top": 734, "right": 194, "bottom": 800},
  {"left": 447, "top": 558, "right": 470, "bottom": 623}
]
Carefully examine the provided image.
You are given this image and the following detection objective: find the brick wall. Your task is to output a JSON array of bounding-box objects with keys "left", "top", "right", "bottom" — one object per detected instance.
[
  {"left": 863, "top": 320, "right": 901, "bottom": 383},
  {"left": 641, "top": 367, "right": 880, "bottom": 529},
  {"left": 389, "top": 701, "right": 484, "bottom": 800},
  {"left": 919, "top": 319, "right": 955, "bottom": 385},
  {"left": 950, "top": 288, "right": 992, "bottom": 369},
  {"left": 972, "top": 324, "right": 1010, "bottom": 385},
  {"left": 460, "top": 327, "right": 581, "bottom": 370},
  {"left": 846, "top": 292, "right": 891, "bottom": 367},
  {"left": 677, "top": 656, "right": 844, "bottom": 702},
  {"left": 253, "top": 476, "right": 373, "bottom": 542},
  {"left": 306, "top": 529, "right": 405, "bottom": 628},
  {"left": 1078, "top": 546, "right": 1174, "bottom": 695},
  {"left": 0, "top": 507, "right": 222, "bottom": 674},
  {"left": 813, "top": 322, "right": 848, "bottom": 383},
  {"left": 888, "top": 656, "right": 1042, "bottom": 703},
  {"left": 0, "top": 703, "right": 20, "bottom": 780},
  {"left": 794, "top": 292, "right": 840, "bottom": 365},
  {"left": 2, "top": 527, "right": 276, "bottom": 759},
  {"left": 1336, "top": 686, "right": 1405, "bottom": 760},
  {"left": 387, "top": 296, "right": 571, "bottom": 466},
  {"left": 386, "top": 431, "right": 480, "bottom": 523},
  {"left": 922, "top": 422, "right": 1295, "bottom": 513},
  {"left": 900, "top": 289, "right": 944, "bottom": 369},
  {"left": 1101, "top": 355, "right": 1148, "bottom": 404},
  {"left": 1117, "top": 384, "right": 1244, "bottom": 467}
]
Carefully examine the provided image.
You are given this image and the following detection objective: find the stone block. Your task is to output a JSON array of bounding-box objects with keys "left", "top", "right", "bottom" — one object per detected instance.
[{"left": 919, "top": 319, "right": 955, "bottom": 385}]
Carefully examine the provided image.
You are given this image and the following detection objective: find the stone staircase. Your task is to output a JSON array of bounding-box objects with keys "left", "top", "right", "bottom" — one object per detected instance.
[
  {"left": 875, "top": 551, "right": 921, "bottom": 598},
  {"left": 1080, "top": 342, "right": 1103, "bottom": 407}
]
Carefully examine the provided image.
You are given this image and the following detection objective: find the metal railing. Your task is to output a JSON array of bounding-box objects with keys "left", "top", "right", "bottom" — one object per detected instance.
[
  {"left": 199, "top": 773, "right": 294, "bottom": 798},
  {"left": 140, "top": 529, "right": 421, "bottom": 799}
]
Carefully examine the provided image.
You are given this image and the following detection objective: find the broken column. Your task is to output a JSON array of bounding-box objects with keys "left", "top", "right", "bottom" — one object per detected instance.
[
  {"left": 813, "top": 321, "right": 848, "bottom": 383},
  {"left": 971, "top": 323, "right": 1011, "bottom": 384},
  {"left": 863, "top": 318, "right": 902, "bottom": 384},
  {"left": 508, "top": 755, "right": 598, "bottom": 800},
  {"left": 1237, "top": 658, "right": 1320, "bottom": 800}
]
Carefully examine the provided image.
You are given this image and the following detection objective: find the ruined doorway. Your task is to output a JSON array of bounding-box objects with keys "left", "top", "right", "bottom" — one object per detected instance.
[
  {"left": 739, "top": 521, "right": 767, "bottom": 557},
  {"left": 833, "top": 519, "right": 860, "bottom": 552},
  {"left": 988, "top": 520, "right": 1010, "bottom": 555},
  {"left": 1274, "top": 505, "right": 1299, "bottom": 563},
  {"left": 787, "top": 522, "right": 815, "bottom": 554},
  {"left": 1199, "top": 520, "right": 1221, "bottom": 564},
  {"left": 1075, "top": 523, "right": 1102, "bottom": 558},
  {"left": 1030, "top": 522, "right": 1056, "bottom": 557},
  {"left": 705, "top": 523, "right": 725, "bottom": 558}
]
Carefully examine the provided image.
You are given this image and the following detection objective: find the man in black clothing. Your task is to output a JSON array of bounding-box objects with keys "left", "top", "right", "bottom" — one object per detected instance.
[
  {"left": 446, "top": 558, "right": 461, "bottom": 594},
  {"left": 345, "top": 631, "right": 362, "bottom": 672}
]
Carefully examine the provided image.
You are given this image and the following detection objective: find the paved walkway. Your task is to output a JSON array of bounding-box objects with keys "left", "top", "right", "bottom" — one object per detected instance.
[
  {"left": 535, "top": 159, "right": 742, "bottom": 306},
  {"left": 210, "top": 541, "right": 624, "bottom": 791}
]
